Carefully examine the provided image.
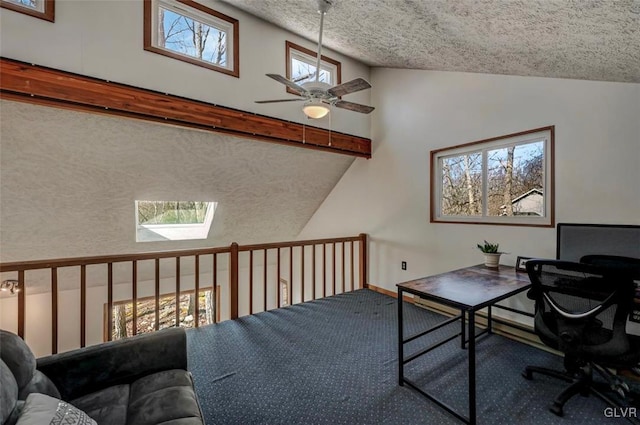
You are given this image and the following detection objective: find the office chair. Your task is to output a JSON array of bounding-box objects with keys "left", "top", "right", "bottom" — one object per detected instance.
[{"left": 523, "top": 259, "right": 640, "bottom": 420}]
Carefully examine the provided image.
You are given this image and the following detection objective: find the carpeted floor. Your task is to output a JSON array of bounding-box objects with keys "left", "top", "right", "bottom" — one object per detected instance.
[{"left": 187, "top": 289, "right": 638, "bottom": 424}]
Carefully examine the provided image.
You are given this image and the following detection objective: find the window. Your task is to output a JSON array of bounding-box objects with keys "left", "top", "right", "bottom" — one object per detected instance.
[
  {"left": 431, "top": 126, "right": 554, "bottom": 227},
  {"left": 106, "top": 287, "right": 220, "bottom": 341},
  {"left": 0, "top": 0, "right": 54, "bottom": 22},
  {"left": 285, "top": 41, "right": 341, "bottom": 93},
  {"left": 143, "top": 0, "right": 239, "bottom": 77},
  {"left": 136, "top": 200, "right": 217, "bottom": 242}
]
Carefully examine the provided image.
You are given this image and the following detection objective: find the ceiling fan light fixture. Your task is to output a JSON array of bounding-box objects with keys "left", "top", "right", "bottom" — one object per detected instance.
[{"left": 303, "top": 100, "right": 330, "bottom": 119}]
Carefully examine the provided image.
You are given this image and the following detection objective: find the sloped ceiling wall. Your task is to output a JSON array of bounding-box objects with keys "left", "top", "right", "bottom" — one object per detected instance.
[{"left": 0, "top": 100, "right": 354, "bottom": 262}]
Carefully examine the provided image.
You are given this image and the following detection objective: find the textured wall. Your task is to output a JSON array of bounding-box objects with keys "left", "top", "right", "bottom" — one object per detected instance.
[{"left": 0, "top": 100, "right": 354, "bottom": 262}]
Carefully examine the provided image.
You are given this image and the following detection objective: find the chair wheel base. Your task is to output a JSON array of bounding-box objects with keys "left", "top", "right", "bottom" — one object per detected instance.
[{"left": 550, "top": 403, "right": 564, "bottom": 417}]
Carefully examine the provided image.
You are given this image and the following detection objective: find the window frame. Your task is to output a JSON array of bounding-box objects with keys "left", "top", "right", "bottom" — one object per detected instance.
[
  {"left": 285, "top": 41, "right": 341, "bottom": 95},
  {"left": 143, "top": 0, "right": 239, "bottom": 77},
  {"left": 0, "top": 0, "right": 54, "bottom": 22},
  {"left": 430, "top": 126, "right": 555, "bottom": 227}
]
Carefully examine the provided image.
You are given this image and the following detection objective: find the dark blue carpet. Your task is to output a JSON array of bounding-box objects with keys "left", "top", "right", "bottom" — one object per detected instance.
[{"left": 187, "top": 289, "right": 636, "bottom": 424}]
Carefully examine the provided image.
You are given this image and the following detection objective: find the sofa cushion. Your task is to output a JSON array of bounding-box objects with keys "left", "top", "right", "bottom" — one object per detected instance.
[
  {"left": 1, "top": 361, "right": 18, "bottom": 424},
  {"left": 71, "top": 384, "right": 129, "bottom": 425},
  {"left": 16, "top": 393, "right": 96, "bottom": 425},
  {"left": 127, "top": 370, "right": 202, "bottom": 425},
  {"left": 0, "top": 331, "right": 36, "bottom": 389},
  {"left": 18, "top": 371, "right": 60, "bottom": 401}
]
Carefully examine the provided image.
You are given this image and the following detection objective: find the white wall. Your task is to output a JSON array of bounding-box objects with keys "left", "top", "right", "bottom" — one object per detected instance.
[
  {"left": 0, "top": 0, "right": 370, "bottom": 137},
  {"left": 300, "top": 68, "right": 640, "bottom": 323}
]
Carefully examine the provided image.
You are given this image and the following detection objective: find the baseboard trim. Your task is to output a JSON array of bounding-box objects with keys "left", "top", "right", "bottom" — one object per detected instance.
[{"left": 364, "top": 283, "right": 415, "bottom": 304}]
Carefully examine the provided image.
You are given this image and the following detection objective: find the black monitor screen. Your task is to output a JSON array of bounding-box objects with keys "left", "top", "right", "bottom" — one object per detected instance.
[{"left": 557, "top": 223, "right": 640, "bottom": 262}]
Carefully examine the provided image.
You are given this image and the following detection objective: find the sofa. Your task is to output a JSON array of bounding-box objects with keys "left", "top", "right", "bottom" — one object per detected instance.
[{"left": 0, "top": 327, "right": 205, "bottom": 425}]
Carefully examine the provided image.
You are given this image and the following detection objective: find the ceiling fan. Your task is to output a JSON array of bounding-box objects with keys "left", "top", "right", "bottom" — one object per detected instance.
[{"left": 255, "top": 0, "right": 374, "bottom": 119}]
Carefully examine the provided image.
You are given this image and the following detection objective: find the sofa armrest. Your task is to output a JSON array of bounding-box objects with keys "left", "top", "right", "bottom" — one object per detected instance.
[{"left": 37, "top": 327, "right": 187, "bottom": 401}]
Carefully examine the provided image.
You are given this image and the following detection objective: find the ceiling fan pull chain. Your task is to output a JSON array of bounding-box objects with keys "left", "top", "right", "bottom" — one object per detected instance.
[{"left": 328, "top": 112, "right": 332, "bottom": 146}]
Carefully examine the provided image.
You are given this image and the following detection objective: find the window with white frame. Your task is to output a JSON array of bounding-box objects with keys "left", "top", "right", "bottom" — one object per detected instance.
[
  {"left": 135, "top": 200, "right": 217, "bottom": 242},
  {"left": 285, "top": 41, "right": 341, "bottom": 89},
  {"left": 0, "top": 0, "right": 54, "bottom": 21},
  {"left": 430, "top": 126, "right": 554, "bottom": 227},
  {"left": 144, "top": 0, "right": 238, "bottom": 77}
]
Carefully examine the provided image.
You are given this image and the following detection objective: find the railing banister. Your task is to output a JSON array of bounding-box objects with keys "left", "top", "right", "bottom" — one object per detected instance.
[
  {"left": 80, "top": 265, "right": 86, "bottom": 347},
  {"left": 107, "top": 263, "right": 113, "bottom": 341},
  {"left": 1, "top": 233, "right": 367, "bottom": 352},
  {"left": 154, "top": 259, "right": 160, "bottom": 331},
  {"left": 51, "top": 267, "right": 58, "bottom": 354},
  {"left": 175, "top": 257, "right": 181, "bottom": 327},
  {"left": 359, "top": 233, "right": 368, "bottom": 289},
  {"left": 17, "top": 270, "right": 25, "bottom": 339},
  {"left": 230, "top": 243, "right": 239, "bottom": 319},
  {"left": 332, "top": 242, "right": 336, "bottom": 296},
  {"left": 249, "top": 250, "right": 254, "bottom": 315},
  {"left": 263, "top": 249, "right": 267, "bottom": 311},
  {"left": 312, "top": 244, "right": 316, "bottom": 301},
  {"left": 350, "top": 241, "right": 355, "bottom": 292},
  {"left": 194, "top": 255, "right": 200, "bottom": 328},
  {"left": 132, "top": 261, "right": 138, "bottom": 336},
  {"left": 301, "top": 246, "right": 305, "bottom": 303},
  {"left": 277, "top": 247, "right": 281, "bottom": 308}
]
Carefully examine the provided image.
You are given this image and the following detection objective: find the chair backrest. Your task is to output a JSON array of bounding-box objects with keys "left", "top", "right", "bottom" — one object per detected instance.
[{"left": 525, "top": 259, "right": 638, "bottom": 364}]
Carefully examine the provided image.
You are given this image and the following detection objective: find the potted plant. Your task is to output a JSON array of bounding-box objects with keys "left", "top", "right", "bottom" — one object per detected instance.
[{"left": 477, "top": 240, "right": 505, "bottom": 268}]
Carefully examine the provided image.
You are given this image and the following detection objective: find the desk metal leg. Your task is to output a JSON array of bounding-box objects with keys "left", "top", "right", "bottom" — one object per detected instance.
[
  {"left": 468, "top": 310, "right": 477, "bottom": 425},
  {"left": 398, "top": 288, "right": 404, "bottom": 386},
  {"left": 487, "top": 305, "right": 492, "bottom": 335},
  {"left": 460, "top": 309, "right": 466, "bottom": 349}
]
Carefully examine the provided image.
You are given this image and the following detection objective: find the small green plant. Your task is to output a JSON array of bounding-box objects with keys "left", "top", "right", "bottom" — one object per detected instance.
[{"left": 477, "top": 240, "right": 500, "bottom": 253}]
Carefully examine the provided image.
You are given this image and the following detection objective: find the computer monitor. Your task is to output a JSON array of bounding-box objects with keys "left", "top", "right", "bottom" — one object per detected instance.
[{"left": 556, "top": 223, "right": 640, "bottom": 262}]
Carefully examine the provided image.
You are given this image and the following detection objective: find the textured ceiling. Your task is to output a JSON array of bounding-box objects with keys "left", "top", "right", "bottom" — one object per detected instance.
[{"left": 221, "top": 0, "right": 640, "bottom": 83}]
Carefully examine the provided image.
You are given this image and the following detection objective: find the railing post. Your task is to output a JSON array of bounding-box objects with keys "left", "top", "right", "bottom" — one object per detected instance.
[
  {"left": 17, "top": 270, "right": 25, "bottom": 339},
  {"left": 359, "top": 233, "right": 368, "bottom": 289},
  {"left": 230, "top": 242, "right": 239, "bottom": 319}
]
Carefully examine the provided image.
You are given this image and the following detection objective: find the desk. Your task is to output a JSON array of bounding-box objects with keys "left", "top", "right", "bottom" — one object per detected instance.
[{"left": 397, "top": 265, "right": 532, "bottom": 425}]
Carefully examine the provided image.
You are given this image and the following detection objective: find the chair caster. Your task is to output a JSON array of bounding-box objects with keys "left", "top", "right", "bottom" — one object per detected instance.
[{"left": 550, "top": 403, "right": 564, "bottom": 417}]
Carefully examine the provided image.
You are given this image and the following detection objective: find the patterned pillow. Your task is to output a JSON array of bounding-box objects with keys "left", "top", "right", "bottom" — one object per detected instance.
[{"left": 16, "top": 393, "right": 96, "bottom": 425}]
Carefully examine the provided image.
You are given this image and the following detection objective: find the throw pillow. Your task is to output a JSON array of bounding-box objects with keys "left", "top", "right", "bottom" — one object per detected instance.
[{"left": 16, "top": 393, "right": 96, "bottom": 425}]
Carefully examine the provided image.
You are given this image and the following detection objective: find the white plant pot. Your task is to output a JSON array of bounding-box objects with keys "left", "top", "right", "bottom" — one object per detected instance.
[{"left": 483, "top": 253, "right": 502, "bottom": 268}]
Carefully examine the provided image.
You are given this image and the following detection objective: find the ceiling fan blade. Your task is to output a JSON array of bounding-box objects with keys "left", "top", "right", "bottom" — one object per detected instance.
[
  {"left": 255, "top": 98, "right": 305, "bottom": 104},
  {"left": 328, "top": 78, "right": 372, "bottom": 97},
  {"left": 266, "top": 74, "right": 307, "bottom": 95},
  {"left": 334, "top": 100, "right": 375, "bottom": 114}
]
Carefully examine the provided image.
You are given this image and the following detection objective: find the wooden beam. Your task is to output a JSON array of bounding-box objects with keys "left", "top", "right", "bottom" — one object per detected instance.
[{"left": 0, "top": 58, "right": 371, "bottom": 158}]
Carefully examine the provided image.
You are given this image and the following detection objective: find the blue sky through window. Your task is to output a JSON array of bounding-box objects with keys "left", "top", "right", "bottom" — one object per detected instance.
[{"left": 159, "top": 7, "right": 227, "bottom": 66}]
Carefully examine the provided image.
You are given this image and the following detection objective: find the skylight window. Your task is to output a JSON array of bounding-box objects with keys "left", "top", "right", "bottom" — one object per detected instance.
[
  {"left": 136, "top": 200, "right": 217, "bottom": 242},
  {"left": 144, "top": 0, "right": 239, "bottom": 77}
]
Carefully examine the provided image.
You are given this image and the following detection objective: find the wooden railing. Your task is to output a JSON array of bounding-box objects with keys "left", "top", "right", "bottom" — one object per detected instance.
[{"left": 0, "top": 234, "right": 367, "bottom": 356}]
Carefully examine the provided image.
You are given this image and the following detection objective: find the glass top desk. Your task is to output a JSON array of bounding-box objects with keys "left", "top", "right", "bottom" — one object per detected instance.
[{"left": 397, "top": 264, "right": 533, "bottom": 425}]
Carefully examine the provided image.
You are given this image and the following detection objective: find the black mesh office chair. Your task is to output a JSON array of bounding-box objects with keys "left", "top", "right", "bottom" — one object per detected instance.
[{"left": 523, "top": 259, "right": 640, "bottom": 420}]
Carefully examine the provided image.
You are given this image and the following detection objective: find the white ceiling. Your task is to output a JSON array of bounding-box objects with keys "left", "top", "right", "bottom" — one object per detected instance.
[{"left": 221, "top": 0, "right": 640, "bottom": 83}]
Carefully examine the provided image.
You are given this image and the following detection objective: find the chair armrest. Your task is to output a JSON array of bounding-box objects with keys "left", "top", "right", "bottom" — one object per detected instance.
[{"left": 37, "top": 327, "right": 187, "bottom": 401}]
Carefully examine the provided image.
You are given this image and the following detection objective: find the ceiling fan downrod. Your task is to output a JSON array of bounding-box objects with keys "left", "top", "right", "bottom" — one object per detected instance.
[{"left": 314, "top": 0, "right": 332, "bottom": 82}]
